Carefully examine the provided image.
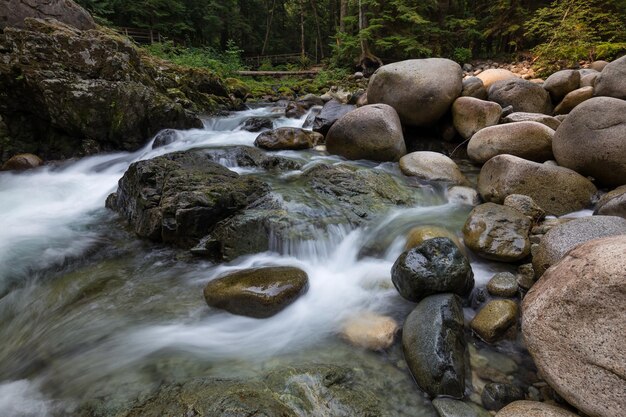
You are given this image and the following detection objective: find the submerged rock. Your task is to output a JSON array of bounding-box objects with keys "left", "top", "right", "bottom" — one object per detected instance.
[
  {"left": 151, "top": 129, "right": 182, "bottom": 149},
  {"left": 203, "top": 267, "right": 309, "bottom": 318},
  {"left": 340, "top": 312, "right": 398, "bottom": 350},
  {"left": 404, "top": 225, "right": 461, "bottom": 250},
  {"left": 481, "top": 382, "right": 525, "bottom": 411},
  {"left": 391, "top": 238, "right": 474, "bottom": 302},
  {"left": 433, "top": 398, "right": 491, "bottom": 417},
  {"left": 402, "top": 294, "right": 467, "bottom": 398},
  {"left": 470, "top": 299, "right": 518, "bottom": 343},
  {"left": 523, "top": 235, "right": 626, "bottom": 417}
]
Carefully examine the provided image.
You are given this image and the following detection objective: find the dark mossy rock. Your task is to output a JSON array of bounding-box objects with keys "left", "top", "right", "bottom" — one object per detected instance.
[
  {"left": 203, "top": 266, "right": 309, "bottom": 318},
  {"left": 481, "top": 382, "right": 525, "bottom": 411},
  {"left": 204, "top": 146, "right": 302, "bottom": 171},
  {"left": 243, "top": 116, "right": 274, "bottom": 132},
  {"left": 151, "top": 129, "right": 182, "bottom": 149},
  {"left": 107, "top": 151, "right": 269, "bottom": 247},
  {"left": 0, "top": 18, "right": 231, "bottom": 163},
  {"left": 311, "top": 99, "right": 356, "bottom": 135},
  {"left": 391, "top": 238, "right": 474, "bottom": 302},
  {"left": 402, "top": 294, "right": 467, "bottom": 398}
]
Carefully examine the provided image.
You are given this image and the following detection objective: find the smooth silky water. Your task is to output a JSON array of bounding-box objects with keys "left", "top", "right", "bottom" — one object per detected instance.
[{"left": 0, "top": 107, "right": 527, "bottom": 416}]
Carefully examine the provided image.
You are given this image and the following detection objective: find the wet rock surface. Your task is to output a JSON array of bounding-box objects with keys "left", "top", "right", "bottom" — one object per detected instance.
[{"left": 471, "top": 299, "right": 518, "bottom": 343}]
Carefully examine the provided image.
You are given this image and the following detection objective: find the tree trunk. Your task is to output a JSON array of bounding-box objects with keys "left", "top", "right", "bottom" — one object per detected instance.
[
  {"left": 300, "top": 0, "right": 306, "bottom": 58},
  {"left": 310, "top": 0, "right": 324, "bottom": 59},
  {"left": 358, "top": 0, "right": 382, "bottom": 75},
  {"left": 261, "top": 0, "right": 276, "bottom": 56},
  {"left": 339, "top": 0, "right": 348, "bottom": 32}
]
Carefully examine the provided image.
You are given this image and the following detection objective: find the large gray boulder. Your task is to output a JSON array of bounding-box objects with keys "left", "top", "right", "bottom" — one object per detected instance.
[
  {"left": 399, "top": 151, "right": 468, "bottom": 185},
  {"left": 452, "top": 97, "right": 502, "bottom": 139},
  {"left": 462, "top": 203, "right": 531, "bottom": 262},
  {"left": 594, "top": 55, "right": 626, "bottom": 99},
  {"left": 467, "top": 121, "right": 554, "bottom": 164},
  {"left": 522, "top": 235, "right": 626, "bottom": 417},
  {"left": 553, "top": 97, "right": 626, "bottom": 187},
  {"left": 0, "top": 0, "right": 96, "bottom": 30},
  {"left": 488, "top": 78, "right": 552, "bottom": 114},
  {"left": 368, "top": 59, "right": 463, "bottom": 127},
  {"left": 543, "top": 70, "right": 580, "bottom": 102},
  {"left": 532, "top": 215, "right": 626, "bottom": 277},
  {"left": 402, "top": 294, "right": 467, "bottom": 398},
  {"left": 478, "top": 154, "right": 597, "bottom": 216},
  {"left": 326, "top": 104, "right": 406, "bottom": 161}
]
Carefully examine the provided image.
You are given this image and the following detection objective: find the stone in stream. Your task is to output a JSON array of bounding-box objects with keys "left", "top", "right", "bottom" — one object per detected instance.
[
  {"left": 503, "top": 194, "right": 545, "bottom": 223},
  {"left": 487, "top": 78, "right": 553, "bottom": 114},
  {"left": 594, "top": 185, "right": 626, "bottom": 218},
  {"left": 242, "top": 116, "right": 274, "bottom": 132},
  {"left": 367, "top": 58, "right": 463, "bottom": 127},
  {"left": 481, "top": 382, "right": 525, "bottom": 411},
  {"left": 432, "top": 398, "right": 491, "bottom": 417},
  {"left": 594, "top": 55, "right": 626, "bottom": 99},
  {"left": 254, "top": 127, "right": 323, "bottom": 150},
  {"left": 404, "top": 225, "right": 461, "bottom": 251},
  {"left": 451, "top": 96, "right": 502, "bottom": 139},
  {"left": 311, "top": 99, "right": 356, "bottom": 135},
  {"left": 477, "top": 154, "right": 597, "bottom": 216},
  {"left": 203, "top": 266, "right": 309, "bottom": 318},
  {"left": 522, "top": 235, "right": 626, "bottom": 417},
  {"left": 447, "top": 186, "right": 480, "bottom": 206},
  {"left": 391, "top": 238, "right": 474, "bottom": 302},
  {"left": 399, "top": 151, "right": 468, "bottom": 185},
  {"left": 467, "top": 121, "right": 554, "bottom": 164},
  {"left": 542, "top": 70, "right": 580, "bottom": 103},
  {"left": 340, "top": 312, "right": 398, "bottom": 350},
  {"left": 470, "top": 299, "right": 518, "bottom": 343},
  {"left": 532, "top": 215, "right": 626, "bottom": 277},
  {"left": 496, "top": 401, "right": 578, "bottom": 417},
  {"left": 486, "top": 272, "right": 518, "bottom": 298},
  {"left": 501, "top": 112, "right": 561, "bottom": 130},
  {"left": 326, "top": 104, "right": 406, "bottom": 162},
  {"left": 285, "top": 101, "right": 307, "bottom": 118},
  {"left": 0, "top": 153, "right": 43, "bottom": 171},
  {"left": 461, "top": 77, "right": 488, "bottom": 100},
  {"left": 553, "top": 97, "right": 626, "bottom": 187},
  {"left": 462, "top": 203, "right": 531, "bottom": 262},
  {"left": 553, "top": 86, "right": 594, "bottom": 114},
  {"left": 402, "top": 294, "right": 467, "bottom": 398},
  {"left": 151, "top": 129, "right": 182, "bottom": 149}
]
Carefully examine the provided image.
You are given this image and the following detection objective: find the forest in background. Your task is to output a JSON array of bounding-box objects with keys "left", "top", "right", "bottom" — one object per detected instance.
[{"left": 76, "top": 0, "right": 626, "bottom": 71}]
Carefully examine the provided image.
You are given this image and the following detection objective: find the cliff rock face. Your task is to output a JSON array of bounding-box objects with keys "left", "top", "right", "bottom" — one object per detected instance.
[
  {"left": 0, "top": 0, "right": 96, "bottom": 31},
  {"left": 0, "top": 16, "right": 231, "bottom": 163}
]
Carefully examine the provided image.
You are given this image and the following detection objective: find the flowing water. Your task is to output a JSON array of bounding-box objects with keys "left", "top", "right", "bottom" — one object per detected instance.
[{"left": 0, "top": 107, "right": 525, "bottom": 416}]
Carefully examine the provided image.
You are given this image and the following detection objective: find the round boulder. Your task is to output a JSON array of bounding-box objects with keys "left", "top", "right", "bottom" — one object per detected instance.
[
  {"left": 254, "top": 127, "right": 323, "bottom": 150},
  {"left": 590, "top": 60, "right": 610, "bottom": 72},
  {"left": 532, "top": 215, "right": 626, "bottom": 277},
  {"left": 487, "top": 272, "right": 519, "bottom": 298},
  {"left": 477, "top": 154, "right": 597, "bottom": 216},
  {"left": 477, "top": 69, "right": 517, "bottom": 89},
  {"left": 203, "top": 266, "right": 309, "bottom": 318},
  {"left": 367, "top": 58, "right": 463, "bottom": 127},
  {"left": 326, "top": 104, "right": 406, "bottom": 161},
  {"left": 594, "top": 185, "right": 626, "bottom": 218},
  {"left": 488, "top": 78, "right": 553, "bottom": 114},
  {"left": 522, "top": 235, "right": 626, "bottom": 417},
  {"left": 391, "top": 237, "right": 474, "bottom": 302},
  {"left": 470, "top": 299, "right": 518, "bottom": 343},
  {"left": 554, "top": 86, "right": 594, "bottom": 114},
  {"left": 311, "top": 99, "right": 356, "bottom": 135},
  {"left": 242, "top": 117, "right": 273, "bottom": 132},
  {"left": 496, "top": 401, "right": 578, "bottom": 417},
  {"left": 404, "top": 225, "right": 460, "bottom": 250},
  {"left": 553, "top": 97, "right": 626, "bottom": 187},
  {"left": 452, "top": 97, "right": 502, "bottom": 139},
  {"left": 1, "top": 153, "right": 43, "bottom": 171},
  {"left": 399, "top": 151, "right": 468, "bottom": 185},
  {"left": 467, "top": 121, "right": 554, "bottom": 164},
  {"left": 594, "top": 55, "right": 626, "bottom": 99},
  {"left": 402, "top": 294, "right": 467, "bottom": 398},
  {"left": 462, "top": 203, "right": 532, "bottom": 262},
  {"left": 543, "top": 70, "right": 580, "bottom": 102},
  {"left": 461, "top": 77, "right": 488, "bottom": 100}
]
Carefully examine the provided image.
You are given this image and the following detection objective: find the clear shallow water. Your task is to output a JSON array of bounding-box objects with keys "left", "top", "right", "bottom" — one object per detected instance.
[{"left": 0, "top": 106, "right": 515, "bottom": 416}]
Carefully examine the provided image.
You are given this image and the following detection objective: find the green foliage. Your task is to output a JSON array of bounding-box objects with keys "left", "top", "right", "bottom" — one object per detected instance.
[
  {"left": 144, "top": 41, "right": 245, "bottom": 76},
  {"left": 452, "top": 48, "right": 472, "bottom": 64}
]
